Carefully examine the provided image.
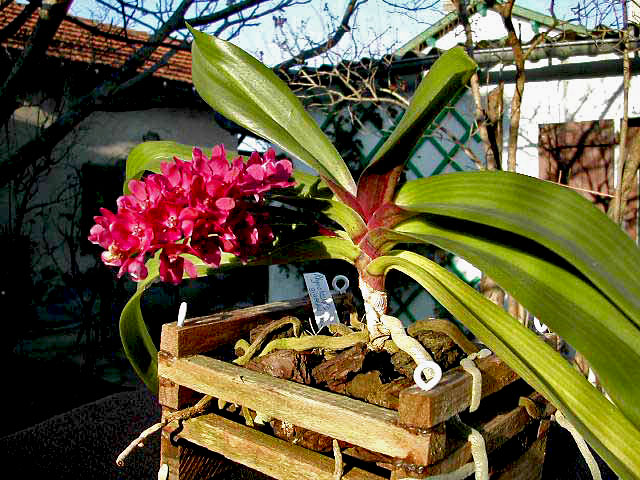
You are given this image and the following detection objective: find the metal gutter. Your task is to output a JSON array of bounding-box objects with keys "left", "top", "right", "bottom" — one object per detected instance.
[{"left": 391, "top": 38, "right": 639, "bottom": 84}]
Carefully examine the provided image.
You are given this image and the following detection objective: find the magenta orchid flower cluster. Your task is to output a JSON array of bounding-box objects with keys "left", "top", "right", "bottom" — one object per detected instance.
[{"left": 88, "top": 145, "right": 294, "bottom": 284}]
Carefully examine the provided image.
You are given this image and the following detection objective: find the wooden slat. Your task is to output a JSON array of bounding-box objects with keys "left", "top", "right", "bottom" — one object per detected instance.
[
  {"left": 170, "top": 412, "right": 387, "bottom": 480},
  {"left": 398, "top": 354, "right": 519, "bottom": 428},
  {"left": 158, "top": 377, "right": 202, "bottom": 409},
  {"left": 160, "top": 407, "right": 228, "bottom": 480},
  {"left": 158, "top": 352, "right": 444, "bottom": 465},
  {"left": 160, "top": 295, "right": 351, "bottom": 358},
  {"left": 491, "top": 435, "right": 548, "bottom": 480},
  {"left": 397, "top": 393, "right": 554, "bottom": 478}
]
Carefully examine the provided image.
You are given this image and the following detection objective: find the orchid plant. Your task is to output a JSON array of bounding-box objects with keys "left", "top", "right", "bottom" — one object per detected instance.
[{"left": 93, "top": 27, "right": 640, "bottom": 479}]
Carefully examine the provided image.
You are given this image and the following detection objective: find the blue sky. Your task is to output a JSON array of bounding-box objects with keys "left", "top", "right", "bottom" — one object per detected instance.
[{"left": 67, "top": 0, "right": 581, "bottom": 65}]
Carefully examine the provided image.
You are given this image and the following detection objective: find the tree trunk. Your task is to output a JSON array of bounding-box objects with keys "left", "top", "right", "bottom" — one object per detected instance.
[{"left": 0, "top": 0, "right": 73, "bottom": 128}]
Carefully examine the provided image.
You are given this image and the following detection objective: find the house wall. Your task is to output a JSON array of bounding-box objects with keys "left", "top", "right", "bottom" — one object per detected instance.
[
  {"left": 434, "top": 9, "right": 539, "bottom": 52},
  {"left": 424, "top": 8, "right": 640, "bottom": 177},
  {"left": 2, "top": 104, "right": 236, "bottom": 275},
  {"left": 494, "top": 54, "right": 640, "bottom": 177}
]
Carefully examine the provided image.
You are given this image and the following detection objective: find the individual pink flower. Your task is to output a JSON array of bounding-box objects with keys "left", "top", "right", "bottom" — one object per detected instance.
[{"left": 158, "top": 244, "right": 197, "bottom": 284}]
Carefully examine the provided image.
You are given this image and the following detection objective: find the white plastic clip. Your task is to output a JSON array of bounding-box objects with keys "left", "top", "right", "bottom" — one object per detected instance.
[
  {"left": 332, "top": 275, "right": 349, "bottom": 294},
  {"left": 177, "top": 301, "right": 187, "bottom": 327}
]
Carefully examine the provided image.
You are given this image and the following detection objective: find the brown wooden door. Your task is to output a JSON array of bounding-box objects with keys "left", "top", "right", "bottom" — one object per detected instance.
[{"left": 538, "top": 119, "right": 638, "bottom": 240}]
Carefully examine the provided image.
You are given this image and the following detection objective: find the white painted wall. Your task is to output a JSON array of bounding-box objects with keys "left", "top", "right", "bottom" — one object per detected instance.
[
  {"left": 431, "top": 9, "right": 539, "bottom": 53},
  {"left": 2, "top": 105, "right": 236, "bottom": 274},
  {"left": 420, "top": 10, "right": 640, "bottom": 179}
]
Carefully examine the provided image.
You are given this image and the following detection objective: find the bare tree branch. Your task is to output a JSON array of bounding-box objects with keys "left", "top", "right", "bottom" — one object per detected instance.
[
  {"left": 62, "top": 14, "right": 190, "bottom": 50},
  {"left": 454, "top": 0, "right": 500, "bottom": 170},
  {"left": 275, "top": 0, "right": 361, "bottom": 71},
  {"left": 609, "top": 9, "right": 633, "bottom": 225},
  {"left": 186, "top": 0, "right": 273, "bottom": 28},
  {"left": 0, "top": 0, "right": 364, "bottom": 187},
  {"left": 0, "top": 0, "right": 195, "bottom": 186},
  {"left": 0, "top": 0, "right": 73, "bottom": 127}
]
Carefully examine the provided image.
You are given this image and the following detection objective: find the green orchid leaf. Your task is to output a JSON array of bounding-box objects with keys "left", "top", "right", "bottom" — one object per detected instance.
[
  {"left": 390, "top": 216, "right": 640, "bottom": 429},
  {"left": 119, "top": 253, "right": 232, "bottom": 392},
  {"left": 118, "top": 258, "right": 162, "bottom": 392},
  {"left": 367, "top": 250, "right": 640, "bottom": 479},
  {"left": 188, "top": 26, "right": 356, "bottom": 196},
  {"left": 124, "top": 141, "right": 241, "bottom": 194},
  {"left": 357, "top": 46, "right": 476, "bottom": 218},
  {"left": 395, "top": 171, "right": 640, "bottom": 329},
  {"left": 249, "top": 235, "right": 360, "bottom": 266},
  {"left": 290, "top": 171, "right": 334, "bottom": 199},
  {"left": 273, "top": 196, "right": 367, "bottom": 241}
]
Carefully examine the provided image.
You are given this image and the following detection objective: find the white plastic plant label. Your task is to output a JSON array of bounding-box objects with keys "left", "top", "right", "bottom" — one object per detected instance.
[{"left": 303, "top": 272, "right": 340, "bottom": 332}]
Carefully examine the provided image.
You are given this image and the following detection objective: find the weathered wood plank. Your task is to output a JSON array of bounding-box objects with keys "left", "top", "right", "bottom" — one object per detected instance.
[
  {"left": 158, "top": 376, "right": 202, "bottom": 409},
  {"left": 394, "top": 393, "right": 553, "bottom": 477},
  {"left": 160, "top": 407, "right": 227, "bottom": 480},
  {"left": 398, "top": 354, "right": 519, "bottom": 428},
  {"left": 160, "top": 295, "right": 353, "bottom": 358},
  {"left": 158, "top": 352, "right": 445, "bottom": 465},
  {"left": 171, "top": 412, "right": 387, "bottom": 480},
  {"left": 160, "top": 296, "right": 315, "bottom": 357},
  {"left": 491, "top": 434, "right": 548, "bottom": 480}
]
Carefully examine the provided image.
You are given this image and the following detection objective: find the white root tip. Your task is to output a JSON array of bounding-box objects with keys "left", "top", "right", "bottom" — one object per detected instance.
[
  {"left": 414, "top": 360, "right": 443, "bottom": 392},
  {"left": 177, "top": 301, "right": 187, "bottom": 327}
]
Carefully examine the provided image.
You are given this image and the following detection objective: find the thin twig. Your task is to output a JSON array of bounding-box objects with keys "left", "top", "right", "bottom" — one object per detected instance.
[{"left": 116, "top": 395, "right": 213, "bottom": 467}]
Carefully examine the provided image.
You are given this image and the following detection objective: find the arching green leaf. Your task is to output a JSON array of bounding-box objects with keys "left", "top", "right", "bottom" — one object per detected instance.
[
  {"left": 273, "top": 196, "right": 367, "bottom": 241},
  {"left": 389, "top": 217, "right": 640, "bottom": 429},
  {"left": 119, "top": 253, "right": 231, "bottom": 392},
  {"left": 395, "top": 171, "right": 640, "bottom": 329},
  {"left": 357, "top": 47, "right": 476, "bottom": 218},
  {"left": 290, "top": 171, "right": 334, "bottom": 199},
  {"left": 188, "top": 26, "right": 356, "bottom": 196},
  {"left": 249, "top": 236, "right": 360, "bottom": 266},
  {"left": 124, "top": 141, "right": 241, "bottom": 194},
  {"left": 368, "top": 250, "right": 640, "bottom": 480}
]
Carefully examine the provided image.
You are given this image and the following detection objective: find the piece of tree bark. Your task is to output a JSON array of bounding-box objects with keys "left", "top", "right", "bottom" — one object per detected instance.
[
  {"left": 271, "top": 419, "right": 335, "bottom": 452},
  {"left": 249, "top": 319, "right": 297, "bottom": 344},
  {"left": 345, "top": 371, "right": 414, "bottom": 410},
  {"left": 245, "top": 349, "right": 313, "bottom": 385},
  {"left": 312, "top": 342, "right": 368, "bottom": 393}
]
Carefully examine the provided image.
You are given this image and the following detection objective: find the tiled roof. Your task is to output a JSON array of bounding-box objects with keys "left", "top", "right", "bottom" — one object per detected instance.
[{"left": 0, "top": 2, "right": 192, "bottom": 83}]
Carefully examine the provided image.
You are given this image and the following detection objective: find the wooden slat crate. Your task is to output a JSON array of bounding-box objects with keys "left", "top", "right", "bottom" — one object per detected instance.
[{"left": 157, "top": 296, "right": 553, "bottom": 480}]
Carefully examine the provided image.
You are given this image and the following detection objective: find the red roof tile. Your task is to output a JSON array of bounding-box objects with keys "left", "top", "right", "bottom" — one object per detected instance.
[{"left": 0, "top": 2, "right": 192, "bottom": 83}]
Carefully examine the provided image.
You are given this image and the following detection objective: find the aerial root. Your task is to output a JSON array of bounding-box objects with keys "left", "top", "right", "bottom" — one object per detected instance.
[{"left": 116, "top": 394, "right": 213, "bottom": 467}]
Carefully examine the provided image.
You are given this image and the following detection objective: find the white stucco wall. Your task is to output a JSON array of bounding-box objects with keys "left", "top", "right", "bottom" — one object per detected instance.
[
  {"left": 2, "top": 105, "right": 236, "bottom": 274},
  {"left": 476, "top": 51, "right": 640, "bottom": 177},
  {"left": 433, "top": 9, "right": 539, "bottom": 52},
  {"left": 418, "top": 9, "right": 640, "bottom": 179}
]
